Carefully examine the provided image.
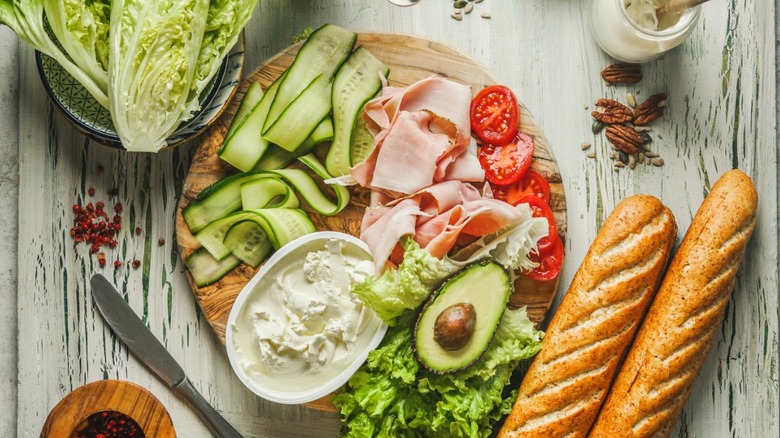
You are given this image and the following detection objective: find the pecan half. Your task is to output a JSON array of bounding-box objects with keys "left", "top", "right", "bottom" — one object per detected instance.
[
  {"left": 601, "top": 63, "right": 643, "bottom": 84},
  {"left": 605, "top": 124, "right": 645, "bottom": 154},
  {"left": 592, "top": 99, "right": 634, "bottom": 124},
  {"left": 633, "top": 93, "right": 668, "bottom": 125}
]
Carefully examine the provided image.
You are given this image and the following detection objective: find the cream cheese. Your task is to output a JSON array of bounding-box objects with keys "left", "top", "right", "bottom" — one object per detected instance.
[{"left": 228, "top": 234, "right": 384, "bottom": 398}]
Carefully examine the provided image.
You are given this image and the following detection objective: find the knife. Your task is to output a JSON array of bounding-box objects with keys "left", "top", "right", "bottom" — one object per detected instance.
[{"left": 91, "top": 274, "right": 243, "bottom": 438}]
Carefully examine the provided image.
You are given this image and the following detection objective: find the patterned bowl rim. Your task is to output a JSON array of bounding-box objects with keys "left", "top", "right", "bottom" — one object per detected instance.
[{"left": 35, "top": 32, "right": 246, "bottom": 150}]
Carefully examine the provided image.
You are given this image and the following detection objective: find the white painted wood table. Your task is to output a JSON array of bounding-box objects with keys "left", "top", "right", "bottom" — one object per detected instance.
[{"left": 2, "top": 1, "right": 777, "bottom": 437}]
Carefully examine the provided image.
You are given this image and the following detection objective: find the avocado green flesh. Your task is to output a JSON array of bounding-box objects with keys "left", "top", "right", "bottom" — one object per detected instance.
[{"left": 414, "top": 260, "right": 512, "bottom": 373}]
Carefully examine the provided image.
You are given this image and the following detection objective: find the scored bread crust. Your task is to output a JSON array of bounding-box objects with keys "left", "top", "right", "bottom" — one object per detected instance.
[
  {"left": 498, "top": 195, "right": 677, "bottom": 438},
  {"left": 588, "top": 169, "right": 758, "bottom": 438}
]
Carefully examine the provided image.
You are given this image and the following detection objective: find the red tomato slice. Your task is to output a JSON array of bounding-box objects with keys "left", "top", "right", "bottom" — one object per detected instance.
[
  {"left": 517, "top": 193, "right": 557, "bottom": 254},
  {"left": 491, "top": 169, "right": 551, "bottom": 205},
  {"left": 470, "top": 85, "right": 519, "bottom": 145},
  {"left": 526, "top": 234, "right": 564, "bottom": 281},
  {"left": 478, "top": 133, "right": 535, "bottom": 186}
]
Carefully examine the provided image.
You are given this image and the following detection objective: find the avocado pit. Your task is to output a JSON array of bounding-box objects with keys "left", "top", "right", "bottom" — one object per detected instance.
[{"left": 434, "top": 302, "right": 476, "bottom": 350}]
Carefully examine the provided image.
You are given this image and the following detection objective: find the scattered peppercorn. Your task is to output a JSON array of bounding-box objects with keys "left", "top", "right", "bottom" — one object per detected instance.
[
  {"left": 114, "top": 260, "right": 122, "bottom": 269},
  {"left": 70, "top": 197, "right": 122, "bottom": 266},
  {"left": 88, "top": 187, "right": 96, "bottom": 196},
  {"left": 132, "top": 259, "right": 141, "bottom": 269},
  {"left": 158, "top": 237, "right": 165, "bottom": 246},
  {"left": 135, "top": 227, "right": 142, "bottom": 235},
  {"left": 75, "top": 410, "right": 145, "bottom": 438}
]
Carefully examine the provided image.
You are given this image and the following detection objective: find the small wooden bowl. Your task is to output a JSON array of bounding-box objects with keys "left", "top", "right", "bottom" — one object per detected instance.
[{"left": 40, "top": 379, "right": 176, "bottom": 437}]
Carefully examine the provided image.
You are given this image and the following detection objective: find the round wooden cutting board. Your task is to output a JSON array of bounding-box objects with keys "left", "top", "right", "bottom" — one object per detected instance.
[{"left": 175, "top": 32, "right": 567, "bottom": 411}]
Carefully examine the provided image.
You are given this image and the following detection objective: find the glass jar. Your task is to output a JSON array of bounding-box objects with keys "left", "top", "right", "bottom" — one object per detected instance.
[{"left": 591, "top": 0, "right": 701, "bottom": 63}]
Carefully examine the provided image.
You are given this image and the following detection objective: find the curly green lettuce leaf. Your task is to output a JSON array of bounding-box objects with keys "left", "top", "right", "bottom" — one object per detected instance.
[
  {"left": 351, "top": 238, "right": 461, "bottom": 325},
  {"left": 334, "top": 307, "right": 544, "bottom": 437},
  {"left": 1, "top": 0, "right": 108, "bottom": 106}
]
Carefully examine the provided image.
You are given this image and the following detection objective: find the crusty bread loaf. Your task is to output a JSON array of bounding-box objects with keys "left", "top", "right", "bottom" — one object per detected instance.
[
  {"left": 588, "top": 169, "right": 758, "bottom": 438},
  {"left": 498, "top": 195, "right": 677, "bottom": 438}
]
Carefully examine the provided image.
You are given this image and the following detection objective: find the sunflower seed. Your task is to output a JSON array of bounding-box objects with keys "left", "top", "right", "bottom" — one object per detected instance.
[
  {"left": 651, "top": 157, "right": 665, "bottom": 166},
  {"left": 586, "top": 152, "right": 597, "bottom": 159},
  {"left": 628, "top": 154, "right": 637, "bottom": 169},
  {"left": 626, "top": 92, "right": 637, "bottom": 108},
  {"left": 615, "top": 162, "right": 626, "bottom": 168},
  {"left": 634, "top": 125, "right": 653, "bottom": 133},
  {"left": 638, "top": 152, "right": 646, "bottom": 164},
  {"left": 474, "top": 0, "right": 483, "bottom": 3},
  {"left": 451, "top": 12, "right": 463, "bottom": 20},
  {"left": 481, "top": 12, "right": 491, "bottom": 18},
  {"left": 464, "top": 2, "right": 474, "bottom": 13},
  {"left": 581, "top": 142, "right": 592, "bottom": 150}
]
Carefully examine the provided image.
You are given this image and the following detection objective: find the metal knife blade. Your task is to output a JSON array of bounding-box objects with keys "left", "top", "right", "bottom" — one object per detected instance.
[
  {"left": 91, "top": 273, "right": 186, "bottom": 387},
  {"left": 90, "top": 274, "right": 243, "bottom": 438}
]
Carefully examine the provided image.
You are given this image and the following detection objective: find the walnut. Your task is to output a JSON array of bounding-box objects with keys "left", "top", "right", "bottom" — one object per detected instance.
[
  {"left": 633, "top": 93, "right": 668, "bottom": 125},
  {"left": 592, "top": 99, "right": 634, "bottom": 124},
  {"left": 601, "top": 63, "right": 643, "bottom": 84}
]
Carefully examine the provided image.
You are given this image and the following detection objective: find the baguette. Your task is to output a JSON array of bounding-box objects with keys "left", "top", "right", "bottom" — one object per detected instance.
[
  {"left": 588, "top": 169, "right": 758, "bottom": 438},
  {"left": 499, "top": 195, "right": 677, "bottom": 437}
]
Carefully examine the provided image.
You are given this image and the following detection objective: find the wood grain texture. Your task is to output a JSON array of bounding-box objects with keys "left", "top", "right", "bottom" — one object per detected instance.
[
  {"left": 10, "top": 1, "right": 778, "bottom": 437},
  {"left": 176, "top": 32, "right": 566, "bottom": 344},
  {"left": 40, "top": 380, "right": 175, "bottom": 437}
]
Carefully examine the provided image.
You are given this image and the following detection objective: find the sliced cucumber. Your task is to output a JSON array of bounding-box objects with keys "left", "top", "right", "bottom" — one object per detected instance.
[
  {"left": 349, "top": 116, "right": 375, "bottom": 166},
  {"left": 255, "top": 117, "right": 333, "bottom": 171},
  {"left": 218, "top": 73, "right": 286, "bottom": 171},
  {"left": 326, "top": 46, "right": 389, "bottom": 176},
  {"left": 223, "top": 221, "right": 273, "bottom": 267},
  {"left": 185, "top": 247, "right": 241, "bottom": 287},
  {"left": 296, "top": 153, "right": 351, "bottom": 216},
  {"left": 225, "top": 82, "right": 263, "bottom": 140},
  {"left": 263, "top": 24, "right": 356, "bottom": 133},
  {"left": 262, "top": 73, "right": 332, "bottom": 152},
  {"left": 195, "top": 209, "right": 315, "bottom": 260},
  {"left": 240, "top": 177, "right": 300, "bottom": 210},
  {"left": 182, "top": 172, "right": 268, "bottom": 233}
]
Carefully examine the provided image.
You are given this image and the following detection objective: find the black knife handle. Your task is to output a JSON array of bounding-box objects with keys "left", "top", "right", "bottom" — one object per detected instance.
[{"left": 174, "top": 377, "right": 244, "bottom": 438}]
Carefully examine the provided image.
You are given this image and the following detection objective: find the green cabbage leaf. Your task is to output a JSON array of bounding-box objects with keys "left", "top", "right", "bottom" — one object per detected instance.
[
  {"left": 108, "top": 0, "right": 210, "bottom": 152},
  {"left": 0, "top": 0, "right": 109, "bottom": 106},
  {"left": 186, "top": 0, "right": 256, "bottom": 115},
  {"left": 42, "top": 0, "right": 110, "bottom": 99}
]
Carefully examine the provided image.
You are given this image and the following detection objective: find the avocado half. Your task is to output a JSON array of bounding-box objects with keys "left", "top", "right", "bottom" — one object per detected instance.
[{"left": 413, "top": 260, "right": 513, "bottom": 374}]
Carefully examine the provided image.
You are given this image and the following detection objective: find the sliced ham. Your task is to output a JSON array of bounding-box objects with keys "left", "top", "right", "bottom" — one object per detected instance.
[
  {"left": 353, "top": 77, "right": 530, "bottom": 271},
  {"left": 361, "top": 181, "right": 527, "bottom": 271},
  {"left": 351, "top": 77, "right": 483, "bottom": 196}
]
